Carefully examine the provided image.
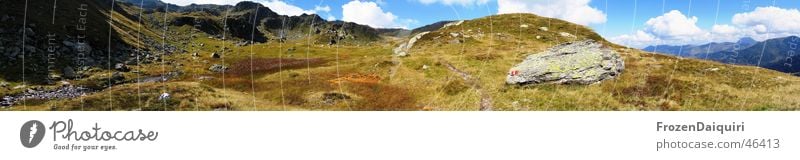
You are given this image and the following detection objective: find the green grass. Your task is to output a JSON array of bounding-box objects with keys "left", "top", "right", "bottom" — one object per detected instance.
[{"left": 4, "top": 12, "right": 799, "bottom": 111}]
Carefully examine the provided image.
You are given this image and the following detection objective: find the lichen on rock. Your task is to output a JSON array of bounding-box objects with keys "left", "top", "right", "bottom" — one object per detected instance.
[{"left": 506, "top": 40, "right": 624, "bottom": 85}]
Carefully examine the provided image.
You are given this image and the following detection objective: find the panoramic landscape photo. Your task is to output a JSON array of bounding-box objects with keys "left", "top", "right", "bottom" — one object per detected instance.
[{"left": 0, "top": 0, "right": 798, "bottom": 111}]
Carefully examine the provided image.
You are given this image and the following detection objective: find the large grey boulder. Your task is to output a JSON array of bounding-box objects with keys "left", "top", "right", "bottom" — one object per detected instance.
[{"left": 506, "top": 40, "right": 624, "bottom": 85}]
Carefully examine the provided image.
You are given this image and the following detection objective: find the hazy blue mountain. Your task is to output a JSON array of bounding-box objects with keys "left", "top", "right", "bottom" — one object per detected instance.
[
  {"left": 643, "top": 37, "right": 758, "bottom": 58},
  {"left": 719, "top": 36, "right": 799, "bottom": 74},
  {"left": 644, "top": 36, "right": 799, "bottom": 75}
]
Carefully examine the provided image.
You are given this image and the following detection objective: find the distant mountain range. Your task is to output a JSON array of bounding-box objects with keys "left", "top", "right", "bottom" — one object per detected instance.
[{"left": 643, "top": 36, "right": 800, "bottom": 76}]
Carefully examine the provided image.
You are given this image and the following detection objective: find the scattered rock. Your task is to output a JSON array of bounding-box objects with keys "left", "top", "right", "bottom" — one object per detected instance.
[
  {"left": 1, "top": 97, "right": 13, "bottom": 107},
  {"left": 0, "top": 85, "right": 92, "bottom": 107},
  {"left": 197, "top": 76, "right": 215, "bottom": 81},
  {"left": 448, "top": 39, "right": 463, "bottom": 44},
  {"left": 520, "top": 24, "right": 529, "bottom": 28},
  {"left": 450, "top": 32, "right": 460, "bottom": 37},
  {"left": 422, "top": 65, "right": 430, "bottom": 70},
  {"left": 705, "top": 68, "right": 720, "bottom": 72},
  {"left": 559, "top": 32, "right": 577, "bottom": 38},
  {"left": 322, "top": 92, "right": 351, "bottom": 105},
  {"left": 62, "top": 67, "right": 77, "bottom": 79},
  {"left": 211, "top": 52, "right": 221, "bottom": 58},
  {"left": 114, "top": 63, "right": 130, "bottom": 72},
  {"left": 442, "top": 20, "right": 465, "bottom": 29},
  {"left": 208, "top": 64, "right": 228, "bottom": 73},
  {"left": 159, "top": 92, "right": 171, "bottom": 101},
  {"left": 511, "top": 101, "right": 520, "bottom": 108},
  {"left": 535, "top": 36, "right": 542, "bottom": 39},
  {"left": 506, "top": 40, "right": 624, "bottom": 85},
  {"left": 23, "top": 28, "right": 35, "bottom": 37},
  {"left": 62, "top": 40, "right": 75, "bottom": 47},
  {"left": 538, "top": 27, "right": 549, "bottom": 31},
  {"left": 109, "top": 72, "right": 126, "bottom": 85}
]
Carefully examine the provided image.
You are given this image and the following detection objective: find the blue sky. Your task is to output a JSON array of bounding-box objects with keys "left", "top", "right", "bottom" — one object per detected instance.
[{"left": 161, "top": 0, "right": 800, "bottom": 48}]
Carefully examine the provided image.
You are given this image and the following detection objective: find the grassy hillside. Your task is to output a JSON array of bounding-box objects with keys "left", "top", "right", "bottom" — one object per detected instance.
[
  {"left": 397, "top": 13, "right": 799, "bottom": 110},
  {"left": 2, "top": 3, "right": 798, "bottom": 111}
]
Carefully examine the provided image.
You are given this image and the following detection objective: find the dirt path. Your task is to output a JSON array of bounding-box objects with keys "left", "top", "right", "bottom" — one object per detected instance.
[{"left": 442, "top": 61, "right": 493, "bottom": 111}]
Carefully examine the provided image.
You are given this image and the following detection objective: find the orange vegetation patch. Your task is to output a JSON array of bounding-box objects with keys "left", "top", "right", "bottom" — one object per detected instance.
[
  {"left": 227, "top": 58, "right": 327, "bottom": 76},
  {"left": 345, "top": 82, "right": 419, "bottom": 111},
  {"left": 328, "top": 73, "right": 381, "bottom": 85}
]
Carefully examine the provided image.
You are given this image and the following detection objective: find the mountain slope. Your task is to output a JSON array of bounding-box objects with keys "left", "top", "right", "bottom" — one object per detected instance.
[
  {"left": 1, "top": 2, "right": 798, "bottom": 111},
  {"left": 0, "top": 0, "right": 153, "bottom": 84},
  {"left": 159, "top": 1, "right": 381, "bottom": 45},
  {"left": 394, "top": 13, "right": 800, "bottom": 110},
  {"left": 644, "top": 36, "right": 799, "bottom": 75}
]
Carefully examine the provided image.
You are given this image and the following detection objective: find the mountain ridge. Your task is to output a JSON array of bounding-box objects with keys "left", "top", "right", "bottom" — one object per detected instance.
[{"left": 643, "top": 36, "right": 799, "bottom": 75}]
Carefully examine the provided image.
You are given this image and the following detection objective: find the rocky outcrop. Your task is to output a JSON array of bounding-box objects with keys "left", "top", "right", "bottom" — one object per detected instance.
[
  {"left": 506, "top": 40, "right": 624, "bottom": 85},
  {"left": 393, "top": 31, "right": 430, "bottom": 57},
  {"left": 441, "top": 20, "right": 464, "bottom": 29}
]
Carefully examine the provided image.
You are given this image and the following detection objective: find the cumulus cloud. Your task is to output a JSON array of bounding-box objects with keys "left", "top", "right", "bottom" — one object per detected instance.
[
  {"left": 643, "top": 10, "right": 705, "bottom": 39},
  {"left": 611, "top": 10, "right": 712, "bottom": 48},
  {"left": 610, "top": 30, "right": 658, "bottom": 48},
  {"left": 497, "top": 0, "right": 607, "bottom": 25},
  {"left": 342, "top": 0, "right": 414, "bottom": 29},
  {"left": 732, "top": 7, "right": 800, "bottom": 33},
  {"left": 613, "top": 7, "right": 800, "bottom": 48},
  {"left": 723, "top": 6, "right": 800, "bottom": 40},
  {"left": 417, "top": 0, "right": 490, "bottom": 6},
  {"left": 260, "top": 0, "right": 315, "bottom": 16}
]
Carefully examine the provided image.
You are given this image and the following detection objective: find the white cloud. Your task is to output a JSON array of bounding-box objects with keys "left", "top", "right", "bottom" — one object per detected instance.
[
  {"left": 711, "top": 24, "right": 737, "bottom": 35},
  {"left": 261, "top": 0, "right": 314, "bottom": 16},
  {"left": 643, "top": 10, "right": 705, "bottom": 39},
  {"left": 610, "top": 10, "right": 711, "bottom": 48},
  {"left": 417, "top": 0, "right": 490, "bottom": 6},
  {"left": 609, "top": 30, "right": 658, "bottom": 48},
  {"left": 314, "top": 5, "right": 331, "bottom": 12},
  {"left": 732, "top": 7, "right": 800, "bottom": 33},
  {"left": 497, "top": 0, "right": 607, "bottom": 25},
  {"left": 342, "top": 0, "right": 414, "bottom": 29},
  {"left": 613, "top": 7, "right": 800, "bottom": 48}
]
